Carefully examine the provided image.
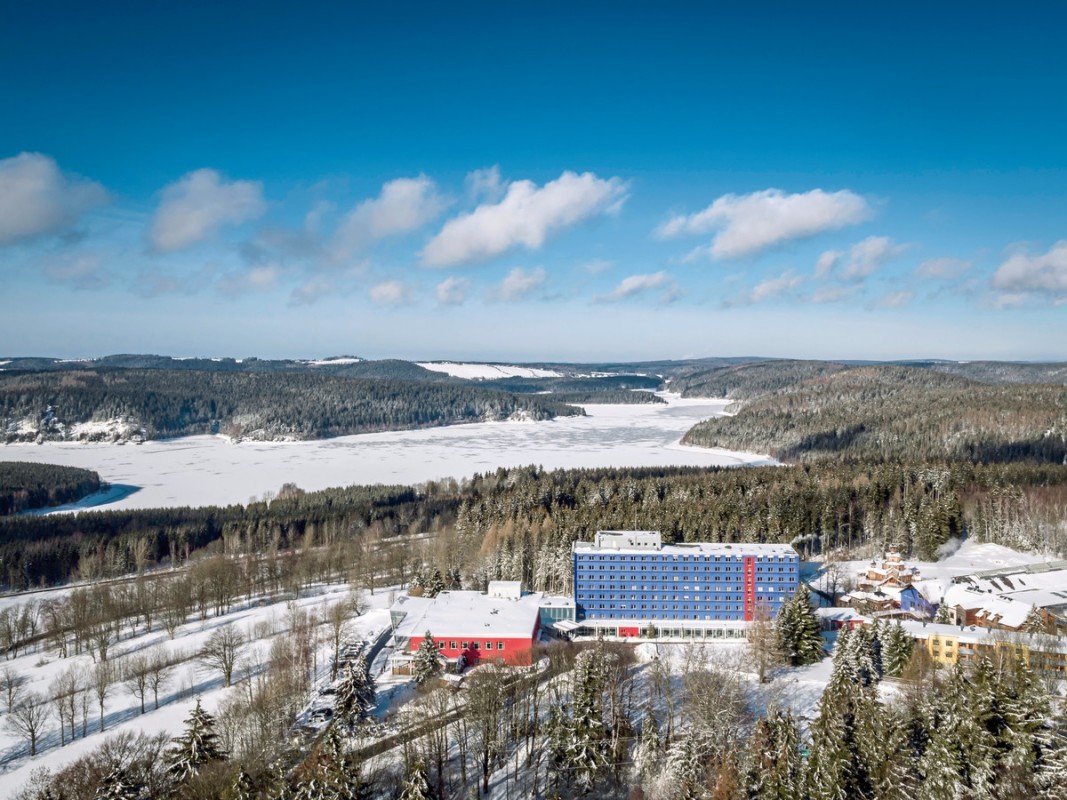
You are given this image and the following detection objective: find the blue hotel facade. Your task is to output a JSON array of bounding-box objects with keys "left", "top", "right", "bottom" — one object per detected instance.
[{"left": 570, "top": 531, "right": 799, "bottom": 638}]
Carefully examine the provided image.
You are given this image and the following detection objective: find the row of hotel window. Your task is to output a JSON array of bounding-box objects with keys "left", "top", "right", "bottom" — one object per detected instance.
[
  {"left": 577, "top": 593, "right": 788, "bottom": 601},
  {"left": 433, "top": 640, "right": 508, "bottom": 651},
  {"left": 583, "top": 603, "right": 754, "bottom": 611},
  {"left": 576, "top": 584, "right": 791, "bottom": 592},
  {"left": 578, "top": 554, "right": 794, "bottom": 562},
  {"left": 585, "top": 612, "right": 749, "bottom": 620},
  {"left": 575, "top": 565, "right": 795, "bottom": 573}
]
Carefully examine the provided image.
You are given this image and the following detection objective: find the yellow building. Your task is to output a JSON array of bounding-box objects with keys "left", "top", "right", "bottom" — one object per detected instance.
[{"left": 900, "top": 621, "right": 1067, "bottom": 674}]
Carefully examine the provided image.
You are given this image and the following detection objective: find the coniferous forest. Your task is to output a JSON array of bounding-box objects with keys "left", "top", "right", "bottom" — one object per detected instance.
[{"left": 0, "top": 369, "right": 583, "bottom": 442}]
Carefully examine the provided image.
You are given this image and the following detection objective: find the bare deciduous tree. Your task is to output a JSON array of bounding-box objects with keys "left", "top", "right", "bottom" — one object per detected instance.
[
  {"left": 200, "top": 625, "right": 246, "bottom": 688},
  {"left": 5, "top": 691, "right": 50, "bottom": 756}
]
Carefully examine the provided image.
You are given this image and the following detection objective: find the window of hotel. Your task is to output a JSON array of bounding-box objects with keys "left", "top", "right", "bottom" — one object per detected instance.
[
  {"left": 472, "top": 642, "right": 480, "bottom": 650},
  {"left": 450, "top": 641, "right": 457, "bottom": 650},
  {"left": 461, "top": 641, "right": 469, "bottom": 649}
]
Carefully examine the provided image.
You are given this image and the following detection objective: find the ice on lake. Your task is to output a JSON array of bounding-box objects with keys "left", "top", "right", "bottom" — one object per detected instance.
[{"left": 1, "top": 394, "right": 775, "bottom": 511}]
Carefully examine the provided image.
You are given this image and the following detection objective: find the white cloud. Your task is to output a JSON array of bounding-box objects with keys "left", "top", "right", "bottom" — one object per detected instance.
[
  {"left": 991, "top": 241, "right": 1067, "bottom": 301},
  {"left": 594, "top": 271, "right": 671, "bottom": 303},
  {"left": 0, "top": 153, "right": 107, "bottom": 246},
  {"left": 815, "top": 250, "right": 840, "bottom": 279},
  {"left": 41, "top": 253, "right": 111, "bottom": 290},
  {"left": 874, "top": 290, "right": 914, "bottom": 308},
  {"left": 332, "top": 175, "right": 447, "bottom": 259},
  {"left": 369, "top": 279, "right": 411, "bottom": 306},
  {"left": 916, "top": 256, "right": 972, "bottom": 280},
  {"left": 218, "top": 265, "right": 283, "bottom": 297},
  {"left": 810, "top": 285, "right": 859, "bottom": 304},
  {"left": 488, "top": 267, "right": 546, "bottom": 302},
  {"left": 749, "top": 269, "right": 803, "bottom": 303},
  {"left": 465, "top": 165, "right": 505, "bottom": 203},
  {"left": 656, "top": 188, "right": 870, "bottom": 260},
  {"left": 436, "top": 275, "right": 469, "bottom": 306},
  {"left": 837, "top": 236, "right": 906, "bottom": 281},
  {"left": 150, "top": 168, "right": 266, "bottom": 252},
  {"left": 422, "top": 171, "right": 627, "bottom": 267},
  {"left": 581, "top": 258, "right": 614, "bottom": 275}
]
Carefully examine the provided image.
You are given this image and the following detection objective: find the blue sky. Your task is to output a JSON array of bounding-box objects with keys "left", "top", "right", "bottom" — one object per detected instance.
[{"left": 2, "top": 1, "right": 1066, "bottom": 362}]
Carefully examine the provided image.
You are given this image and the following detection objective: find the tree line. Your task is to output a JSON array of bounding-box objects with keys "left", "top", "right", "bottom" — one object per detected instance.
[
  {"left": 4, "top": 459, "right": 1067, "bottom": 591},
  {"left": 0, "top": 462, "right": 101, "bottom": 515},
  {"left": 0, "top": 369, "right": 582, "bottom": 443}
]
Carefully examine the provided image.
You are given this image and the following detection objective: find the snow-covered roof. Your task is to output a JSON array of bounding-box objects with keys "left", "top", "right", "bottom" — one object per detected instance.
[
  {"left": 390, "top": 590, "right": 543, "bottom": 641},
  {"left": 896, "top": 620, "right": 1067, "bottom": 653},
  {"left": 574, "top": 532, "right": 797, "bottom": 558}
]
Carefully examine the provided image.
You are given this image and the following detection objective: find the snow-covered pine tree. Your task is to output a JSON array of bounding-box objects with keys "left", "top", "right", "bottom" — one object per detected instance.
[
  {"left": 805, "top": 647, "right": 881, "bottom": 800},
  {"left": 882, "top": 623, "right": 914, "bottom": 677},
  {"left": 228, "top": 766, "right": 257, "bottom": 800},
  {"left": 398, "top": 761, "right": 435, "bottom": 800},
  {"left": 425, "top": 570, "right": 445, "bottom": 598},
  {"left": 1023, "top": 606, "right": 1047, "bottom": 633},
  {"left": 94, "top": 767, "right": 141, "bottom": 800},
  {"left": 632, "top": 707, "right": 662, "bottom": 786},
  {"left": 412, "top": 632, "right": 443, "bottom": 686},
  {"left": 566, "top": 648, "right": 611, "bottom": 792},
  {"left": 1040, "top": 702, "right": 1067, "bottom": 800},
  {"left": 746, "top": 709, "right": 802, "bottom": 800},
  {"left": 321, "top": 724, "right": 368, "bottom": 800},
  {"left": 664, "top": 729, "right": 710, "bottom": 800},
  {"left": 164, "top": 698, "right": 227, "bottom": 783},
  {"left": 994, "top": 660, "right": 1049, "bottom": 799},
  {"left": 335, "top": 652, "right": 376, "bottom": 729},
  {"left": 933, "top": 604, "right": 953, "bottom": 624},
  {"left": 776, "top": 585, "right": 825, "bottom": 667}
]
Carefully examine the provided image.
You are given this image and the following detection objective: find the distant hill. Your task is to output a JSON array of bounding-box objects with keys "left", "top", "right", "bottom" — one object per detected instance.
[
  {"left": 682, "top": 364, "right": 1067, "bottom": 464},
  {"left": 0, "top": 369, "right": 582, "bottom": 443}
]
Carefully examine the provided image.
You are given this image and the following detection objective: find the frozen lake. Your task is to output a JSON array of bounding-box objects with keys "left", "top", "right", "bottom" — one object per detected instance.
[{"left": 0, "top": 394, "right": 775, "bottom": 511}]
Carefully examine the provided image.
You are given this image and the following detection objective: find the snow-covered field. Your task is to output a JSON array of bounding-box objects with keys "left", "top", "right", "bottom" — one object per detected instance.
[
  {"left": 415, "top": 361, "right": 565, "bottom": 379},
  {"left": 0, "top": 582, "right": 395, "bottom": 795},
  {"left": 0, "top": 394, "right": 775, "bottom": 512}
]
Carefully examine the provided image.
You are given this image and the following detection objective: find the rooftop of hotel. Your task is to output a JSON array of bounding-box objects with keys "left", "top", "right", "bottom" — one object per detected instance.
[{"left": 573, "top": 530, "right": 797, "bottom": 558}]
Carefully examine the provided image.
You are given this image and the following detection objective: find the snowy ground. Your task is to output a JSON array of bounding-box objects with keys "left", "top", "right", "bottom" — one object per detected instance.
[
  {"left": 414, "top": 362, "right": 566, "bottom": 379},
  {"left": 0, "top": 582, "right": 397, "bottom": 797},
  {"left": 810, "top": 539, "right": 1053, "bottom": 605},
  {"left": 1, "top": 394, "right": 776, "bottom": 512}
]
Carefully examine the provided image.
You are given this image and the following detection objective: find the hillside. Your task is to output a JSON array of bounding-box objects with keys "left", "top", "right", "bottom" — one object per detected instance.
[
  {"left": 0, "top": 369, "right": 583, "bottom": 443},
  {"left": 682, "top": 365, "right": 1067, "bottom": 464}
]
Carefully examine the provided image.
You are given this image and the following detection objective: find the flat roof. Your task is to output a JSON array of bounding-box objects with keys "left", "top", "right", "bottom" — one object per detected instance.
[
  {"left": 391, "top": 590, "right": 543, "bottom": 641},
  {"left": 573, "top": 540, "right": 798, "bottom": 557}
]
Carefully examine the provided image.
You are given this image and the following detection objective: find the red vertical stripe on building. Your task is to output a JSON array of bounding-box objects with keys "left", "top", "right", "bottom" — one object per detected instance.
[{"left": 743, "top": 556, "right": 756, "bottom": 621}]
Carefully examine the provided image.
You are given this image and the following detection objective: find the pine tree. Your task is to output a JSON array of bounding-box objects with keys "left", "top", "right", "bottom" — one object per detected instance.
[
  {"left": 805, "top": 649, "right": 881, "bottom": 800},
  {"left": 633, "top": 707, "right": 662, "bottom": 785},
  {"left": 933, "top": 604, "right": 953, "bottom": 624},
  {"left": 398, "top": 761, "right": 435, "bottom": 800},
  {"left": 335, "top": 653, "right": 376, "bottom": 729},
  {"left": 747, "top": 709, "right": 802, "bottom": 800},
  {"left": 1023, "top": 606, "right": 1047, "bottom": 633},
  {"left": 566, "top": 648, "right": 611, "bottom": 793},
  {"left": 412, "top": 632, "right": 443, "bottom": 685},
  {"left": 164, "top": 698, "right": 227, "bottom": 782},
  {"left": 321, "top": 726, "right": 368, "bottom": 800},
  {"left": 425, "top": 570, "right": 445, "bottom": 598},
  {"left": 665, "top": 729, "right": 710, "bottom": 800},
  {"left": 776, "top": 585, "right": 825, "bottom": 667},
  {"left": 94, "top": 767, "right": 141, "bottom": 800},
  {"left": 227, "top": 767, "right": 257, "bottom": 800},
  {"left": 882, "top": 623, "right": 914, "bottom": 677}
]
